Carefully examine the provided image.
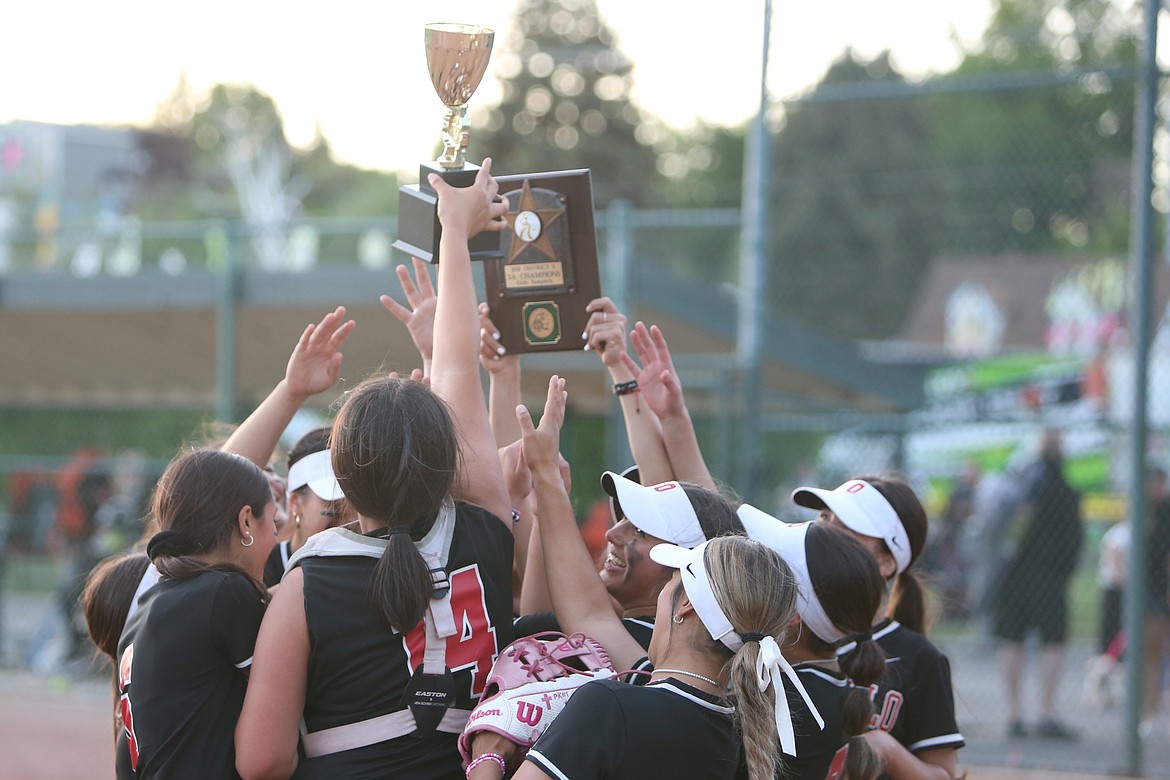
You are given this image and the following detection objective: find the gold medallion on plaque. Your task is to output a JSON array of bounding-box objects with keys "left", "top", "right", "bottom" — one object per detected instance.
[{"left": 523, "top": 301, "right": 562, "bottom": 345}]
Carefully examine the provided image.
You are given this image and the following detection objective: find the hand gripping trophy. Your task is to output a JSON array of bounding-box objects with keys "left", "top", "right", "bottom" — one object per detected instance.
[{"left": 393, "top": 23, "right": 501, "bottom": 263}]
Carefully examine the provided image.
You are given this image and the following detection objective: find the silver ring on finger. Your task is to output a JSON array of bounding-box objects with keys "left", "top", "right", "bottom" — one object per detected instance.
[{"left": 602, "top": 311, "right": 608, "bottom": 322}]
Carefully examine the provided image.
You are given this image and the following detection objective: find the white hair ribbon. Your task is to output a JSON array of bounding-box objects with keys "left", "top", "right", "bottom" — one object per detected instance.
[{"left": 755, "top": 636, "right": 825, "bottom": 757}]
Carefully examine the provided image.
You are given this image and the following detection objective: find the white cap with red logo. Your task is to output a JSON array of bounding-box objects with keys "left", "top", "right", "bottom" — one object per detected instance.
[
  {"left": 791, "top": 479, "right": 911, "bottom": 575},
  {"left": 600, "top": 471, "right": 705, "bottom": 548}
]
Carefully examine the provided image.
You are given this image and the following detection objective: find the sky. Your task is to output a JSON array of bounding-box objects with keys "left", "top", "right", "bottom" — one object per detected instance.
[{"left": 2, "top": 1, "right": 994, "bottom": 174}]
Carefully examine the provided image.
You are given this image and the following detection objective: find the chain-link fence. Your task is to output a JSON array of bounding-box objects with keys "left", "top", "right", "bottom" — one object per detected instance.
[{"left": 4, "top": 63, "right": 1170, "bottom": 775}]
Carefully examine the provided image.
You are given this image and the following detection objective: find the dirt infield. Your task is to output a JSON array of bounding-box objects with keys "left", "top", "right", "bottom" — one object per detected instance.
[
  {"left": 0, "top": 666, "right": 1137, "bottom": 780},
  {"left": 1, "top": 668, "right": 114, "bottom": 780}
]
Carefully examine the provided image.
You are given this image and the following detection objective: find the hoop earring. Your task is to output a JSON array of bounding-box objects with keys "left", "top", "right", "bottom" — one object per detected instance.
[
  {"left": 242, "top": 531, "right": 254, "bottom": 548},
  {"left": 672, "top": 614, "right": 684, "bottom": 625}
]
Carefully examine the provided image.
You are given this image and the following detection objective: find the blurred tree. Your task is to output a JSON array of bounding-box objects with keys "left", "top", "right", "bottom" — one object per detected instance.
[
  {"left": 138, "top": 79, "right": 398, "bottom": 259},
  {"left": 767, "top": 51, "right": 944, "bottom": 340},
  {"left": 475, "top": 0, "right": 662, "bottom": 206},
  {"left": 928, "top": 0, "right": 1136, "bottom": 256},
  {"left": 190, "top": 84, "right": 307, "bottom": 270}
]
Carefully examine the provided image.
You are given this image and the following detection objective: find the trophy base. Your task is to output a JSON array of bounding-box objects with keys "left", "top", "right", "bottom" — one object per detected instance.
[{"left": 392, "top": 161, "right": 503, "bottom": 264}]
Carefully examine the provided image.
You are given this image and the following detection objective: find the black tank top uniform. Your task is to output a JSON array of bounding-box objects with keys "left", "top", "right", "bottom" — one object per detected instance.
[
  {"left": 290, "top": 501, "right": 514, "bottom": 779},
  {"left": 525, "top": 677, "right": 745, "bottom": 779},
  {"left": 869, "top": 619, "right": 965, "bottom": 754},
  {"left": 115, "top": 570, "right": 266, "bottom": 780}
]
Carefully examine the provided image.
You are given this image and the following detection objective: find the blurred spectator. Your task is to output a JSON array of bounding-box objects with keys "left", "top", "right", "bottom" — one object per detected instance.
[
  {"left": 1083, "top": 513, "right": 1128, "bottom": 710},
  {"left": 994, "top": 429, "right": 1084, "bottom": 740},
  {"left": 927, "top": 461, "right": 980, "bottom": 618},
  {"left": 960, "top": 462, "right": 1025, "bottom": 634},
  {"left": 1143, "top": 465, "right": 1170, "bottom": 736}
]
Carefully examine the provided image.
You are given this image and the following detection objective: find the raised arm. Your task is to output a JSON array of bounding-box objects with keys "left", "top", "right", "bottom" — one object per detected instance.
[
  {"left": 517, "top": 375, "right": 646, "bottom": 671},
  {"left": 428, "top": 161, "right": 511, "bottom": 523},
  {"left": 380, "top": 257, "right": 438, "bottom": 378},
  {"left": 582, "top": 298, "right": 674, "bottom": 485},
  {"left": 625, "top": 322, "right": 716, "bottom": 490},
  {"left": 479, "top": 303, "right": 523, "bottom": 448},
  {"left": 222, "top": 306, "right": 355, "bottom": 467}
]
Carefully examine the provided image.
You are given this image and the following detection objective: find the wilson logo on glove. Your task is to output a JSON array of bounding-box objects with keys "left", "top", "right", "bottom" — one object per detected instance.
[
  {"left": 515, "top": 701, "right": 544, "bottom": 727},
  {"left": 459, "top": 632, "right": 615, "bottom": 767}
]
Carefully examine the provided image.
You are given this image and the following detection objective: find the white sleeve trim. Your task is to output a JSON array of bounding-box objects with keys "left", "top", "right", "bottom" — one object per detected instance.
[
  {"left": 909, "top": 733, "right": 964, "bottom": 752},
  {"left": 235, "top": 656, "right": 254, "bottom": 670},
  {"left": 526, "top": 749, "right": 572, "bottom": 780}
]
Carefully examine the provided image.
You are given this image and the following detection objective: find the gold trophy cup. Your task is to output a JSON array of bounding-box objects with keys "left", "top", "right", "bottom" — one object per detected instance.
[{"left": 394, "top": 23, "right": 500, "bottom": 263}]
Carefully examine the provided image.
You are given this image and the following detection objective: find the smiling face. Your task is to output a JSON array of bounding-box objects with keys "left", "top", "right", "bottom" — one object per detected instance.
[{"left": 599, "top": 518, "right": 674, "bottom": 613}]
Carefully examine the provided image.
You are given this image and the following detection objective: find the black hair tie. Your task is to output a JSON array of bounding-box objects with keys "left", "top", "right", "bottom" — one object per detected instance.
[
  {"left": 146, "top": 529, "right": 196, "bottom": 560},
  {"left": 851, "top": 632, "right": 873, "bottom": 644},
  {"left": 739, "top": 632, "right": 766, "bottom": 643},
  {"left": 384, "top": 527, "right": 412, "bottom": 538}
]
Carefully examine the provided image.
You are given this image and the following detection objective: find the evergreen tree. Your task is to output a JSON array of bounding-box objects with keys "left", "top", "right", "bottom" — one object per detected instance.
[
  {"left": 767, "top": 51, "right": 944, "bottom": 340},
  {"left": 475, "top": 0, "right": 662, "bottom": 206}
]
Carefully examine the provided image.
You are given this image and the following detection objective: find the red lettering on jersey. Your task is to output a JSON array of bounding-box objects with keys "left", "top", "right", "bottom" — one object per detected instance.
[
  {"left": 825, "top": 744, "right": 849, "bottom": 780},
  {"left": 653, "top": 483, "right": 678, "bottom": 493},
  {"left": 118, "top": 644, "right": 140, "bottom": 769},
  {"left": 868, "top": 684, "right": 904, "bottom": 732},
  {"left": 516, "top": 701, "right": 544, "bottom": 727},
  {"left": 404, "top": 565, "right": 498, "bottom": 696}
]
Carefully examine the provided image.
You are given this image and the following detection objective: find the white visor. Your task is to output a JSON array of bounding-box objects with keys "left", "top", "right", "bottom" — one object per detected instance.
[
  {"left": 736, "top": 505, "right": 847, "bottom": 644},
  {"left": 287, "top": 450, "right": 344, "bottom": 502},
  {"left": 792, "top": 479, "right": 911, "bottom": 575},
  {"left": 601, "top": 472, "right": 705, "bottom": 548},
  {"left": 650, "top": 540, "right": 741, "bottom": 651}
]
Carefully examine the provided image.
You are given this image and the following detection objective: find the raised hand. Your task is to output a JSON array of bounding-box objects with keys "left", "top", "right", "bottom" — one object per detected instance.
[
  {"left": 428, "top": 158, "right": 509, "bottom": 240},
  {"left": 582, "top": 296, "right": 627, "bottom": 368},
  {"left": 622, "top": 322, "right": 687, "bottom": 420},
  {"left": 285, "top": 306, "right": 356, "bottom": 400},
  {"left": 381, "top": 258, "right": 437, "bottom": 367},
  {"left": 478, "top": 303, "right": 519, "bottom": 374},
  {"left": 516, "top": 375, "right": 568, "bottom": 475},
  {"left": 497, "top": 439, "right": 532, "bottom": 510}
]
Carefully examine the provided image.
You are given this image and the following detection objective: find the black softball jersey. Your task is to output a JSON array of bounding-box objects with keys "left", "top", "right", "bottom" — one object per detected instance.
[{"left": 115, "top": 570, "right": 266, "bottom": 780}]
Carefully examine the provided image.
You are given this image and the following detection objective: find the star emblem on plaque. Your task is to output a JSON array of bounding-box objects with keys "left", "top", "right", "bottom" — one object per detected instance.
[{"left": 485, "top": 169, "right": 602, "bottom": 353}]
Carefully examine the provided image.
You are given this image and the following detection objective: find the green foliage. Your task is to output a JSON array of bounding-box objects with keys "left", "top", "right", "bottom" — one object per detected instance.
[
  {"left": 767, "top": 52, "right": 945, "bottom": 340},
  {"left": 137, "top": 79, "right": 397, "bottom": 222},
  {"left": 0, "top": 408, "right": 210, "bottom": 460},
  {"left": 926, "top": 0, "right": 1136, "bottom": 256},
  {"left": 475, "top": 0, "right": 662, "bottom": 206}
]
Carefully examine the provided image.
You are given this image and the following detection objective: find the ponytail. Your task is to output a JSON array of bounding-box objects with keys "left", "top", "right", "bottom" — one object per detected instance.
[
  {"left": 370, "top": 527, "right": 432, "bottom": 631},
  {"left": 841, "top": 686, "right": 882, "bottom": 780},
  {"left": 330, "top": 377, "right": 458, "bottom": 634},
  {"left": 728, "top": 642, "right": 780, "bottom": 780},
  {"left": 889, "top": 569, "right": 928, "bottom": 634},
  {"left": 838, "top": 633, "right": 886, "bottom": 688},
  {"left": 703, "top": 536, "right": 799, "bottom": 780}
]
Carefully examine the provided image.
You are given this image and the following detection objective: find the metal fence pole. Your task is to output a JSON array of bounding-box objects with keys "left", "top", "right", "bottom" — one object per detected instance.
[
  {"left": 215, "top": 223, "right": 240, "bottom": 424},
  {"left": 605, "top": 200, "right": 634, "bottom": 471},
  {"left": 736, "top": 0, "right": 772, "bottom": 504},
  {"left": 1123, "top": 0, "right": 1160, "bottom": 773}
]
